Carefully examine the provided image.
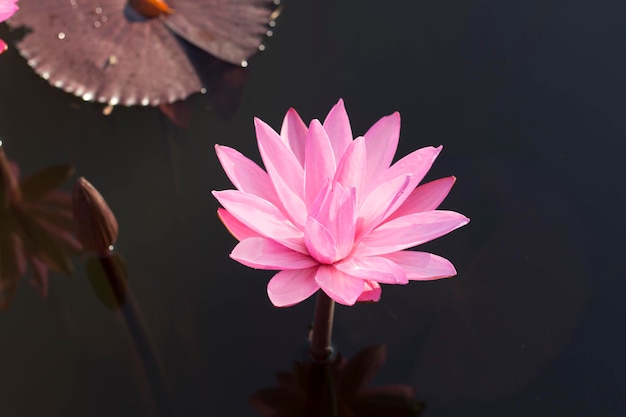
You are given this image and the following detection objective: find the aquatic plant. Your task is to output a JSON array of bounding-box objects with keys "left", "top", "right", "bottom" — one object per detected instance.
[
  {"left": 72, "top": 177, "right": 172, "bottom": 416},
  {"left": 213, "top": 99, "right": 469, "bottom": 308},
  {"left": 8, "top": 0, "right": 279, "bottom": 106},
  {"left": 0, "top": 143, "right": 81, "bottom": 308}
]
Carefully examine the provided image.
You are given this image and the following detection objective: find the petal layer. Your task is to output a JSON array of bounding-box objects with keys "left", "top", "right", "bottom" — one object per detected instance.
[
  {"left": 267, "top": 268, "right": 320, "bottom": 307},
  {"left": 357, "top": 281, "right": 381, "bottom": 302},
  {"left": 366, "top": 146, "right": 442, "bottom": 221},
  {"left": 315, "top": 265, "right": 364, "bottom": 306},
  {"left": 382, "top": 251, "right": 457, "bottom": 280},
  {"left": 255, "top": 118, "right": 307, "bottom": 226},
  {"left": 280, "top": 108, "right": 308, "bottom": 166},
  {"left": 215, "top": 145, "right": 279, "bottom": 205},
  {"left": 217, "top": 208, "right": 260, "bottom": 241},
  {"left": 212, "top": 190, "right": 306, "bottom": 253},
  {"left": 323, "top": 99, "right": 353, "bottom": 161},
  {"left": 356, "top": 210, "right": 470, "bottom": 256},
  {"left": 304, "top": 120, "right": 336, "bottom": 207},
  {"left": 364, "top": 112, "right": 400, "bottom": 184},
  {"left": 335, "top": 256, "right": 408, "bottom": 284},
  {"left": 231, "top": 238, "right": 317, "bottom": 270},
  {"left": 386, "top": 176, "right": 456, "bottom": 221}
]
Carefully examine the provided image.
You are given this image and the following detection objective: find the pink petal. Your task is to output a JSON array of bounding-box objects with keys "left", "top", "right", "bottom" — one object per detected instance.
[
  {"left": 231, "top": 238, "right": 318, "bottom": 270},
  {"left": 365, "top": 146, "right": 443, "bottom": 220},
  {"left": 304, "top": 120, "right": 336, "bottom": 207},
  {"left": 280, "top": 108, "right": 308, "bottom": 166},
  {"left": 356, "top": 210, "right": 470, "bottom": 256},
  {"left": 217, "top": 208, "right": 260, "bottom": 241},
  {"left": 386, "top": 176, "right": 456, "bottom": 222},
  {"left": 357, "top": 175, "right": 412, "bottom": 239},
  {"left": 0, "top": 0, "right": 18, "bottom": 22},
  {"left": 323, "top": 99, "right": 353, "bottom": 161},
  {"left": 315, "top": 265, "right": 364, "bottom": 306},
  {"left": 335, "top": 256, "right": 408, "bottom": 284},
  {"left": 306, "top": 183, "right": 356, "bottom": 261},
  {"left": 364, "top": 112, "right": 400, "bottom": 185},
  {"left": 304, "top": 217, "right": 337, "bottom": 264},
  {"left": 357, "top": 281, "right": 381, "bottom": 302},
  {"left": 215, "top": 145, "right": 280, "bottom": 205},
  {"left": 382, "top": 251, "right": 457, "bottom": 280},
  {"left": 255, "top": 118, "right": 307, "bottom": 227},
  {"left": 333, "top": 137, "right": 366, "bottom": 202},
  {"left": 332, "top": 185, "right": 357, "bottom": 259},
  {"left": 267, "top": 267, "right": 320, "bottom": 307},
  {"left": 0, "top": 39, "right": 7, "bottom": 54},
  {"left": 212, "top": 190, "right": 306, "bottom": 253}
]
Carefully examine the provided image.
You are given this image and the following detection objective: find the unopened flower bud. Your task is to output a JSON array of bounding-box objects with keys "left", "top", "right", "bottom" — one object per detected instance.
[{"left": 72, "top": 177, "right": 119, "bottom": 256}]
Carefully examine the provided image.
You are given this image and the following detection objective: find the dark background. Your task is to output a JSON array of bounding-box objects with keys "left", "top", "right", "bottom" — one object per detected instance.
[{"left": 0, "top": 0, "right": 624, "bottom": 416}]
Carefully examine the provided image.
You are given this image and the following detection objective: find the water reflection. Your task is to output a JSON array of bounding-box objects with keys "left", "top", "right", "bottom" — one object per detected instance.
[
  {"left": 73, "top": 176, "right": 172, "bottom": 417},
  {"left": 251, "top": 345, "right": 425, "bottom": 417},
  {"left": 0, "top": 143, "right": 81, "bottom": 308}
]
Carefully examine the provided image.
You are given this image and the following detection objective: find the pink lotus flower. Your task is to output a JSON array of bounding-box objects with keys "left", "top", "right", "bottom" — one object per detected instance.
[
  {"left": 0, "top": 0, "right": 18, "bottom": 54},
  {"left": 212, "top": 99, "right": 469, "bottom": 307}
]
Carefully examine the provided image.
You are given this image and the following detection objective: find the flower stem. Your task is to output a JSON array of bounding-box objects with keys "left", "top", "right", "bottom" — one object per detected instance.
[
  {"left": 99, "top": 255, "right": 172, "bottom": 417},
  {"left": 309, "top": 290, "right": 335, "bottom": 362}
]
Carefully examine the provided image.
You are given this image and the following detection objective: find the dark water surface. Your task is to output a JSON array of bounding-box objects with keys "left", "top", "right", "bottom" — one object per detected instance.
[{"left": 1, "top": 0, "right": 625, "bottom": 416}]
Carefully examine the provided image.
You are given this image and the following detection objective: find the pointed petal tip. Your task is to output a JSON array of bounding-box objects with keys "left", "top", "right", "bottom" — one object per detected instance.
[
  {"left": 322, "top": 289, "right": 358, "bottom": 306},
  {"left": 214, "top": 144, "right": 227, "bottom": 161},
  {"left": 309, "top": 118, "right": 323, "bottom": 129},
  {"left": 253, "top": 117, "right": 269, "bottom": 131},
  {"left": 386, "top": 111, "right": 401, "bottom": 121}
]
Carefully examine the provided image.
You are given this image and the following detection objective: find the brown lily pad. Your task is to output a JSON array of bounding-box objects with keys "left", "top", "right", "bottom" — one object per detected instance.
[{"left": 8, "top": 0, "right": 278, "bottom": 106}]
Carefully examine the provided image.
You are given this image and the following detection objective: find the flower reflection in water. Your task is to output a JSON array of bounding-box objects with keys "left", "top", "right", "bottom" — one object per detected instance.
[
  {"left": 7, "top": 0, "right": 279, "bottom": 119},
  {"left": 0, "top": 142, "right": 81, "bottom": 309},
  {"left": 250, "top": 345, "right": 425, "bottom": 417}
]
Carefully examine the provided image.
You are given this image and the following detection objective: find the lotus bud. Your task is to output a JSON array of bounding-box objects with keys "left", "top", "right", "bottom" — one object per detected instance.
[{"left": 72, "top": 177, "right": 119, "bottom": 257}]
